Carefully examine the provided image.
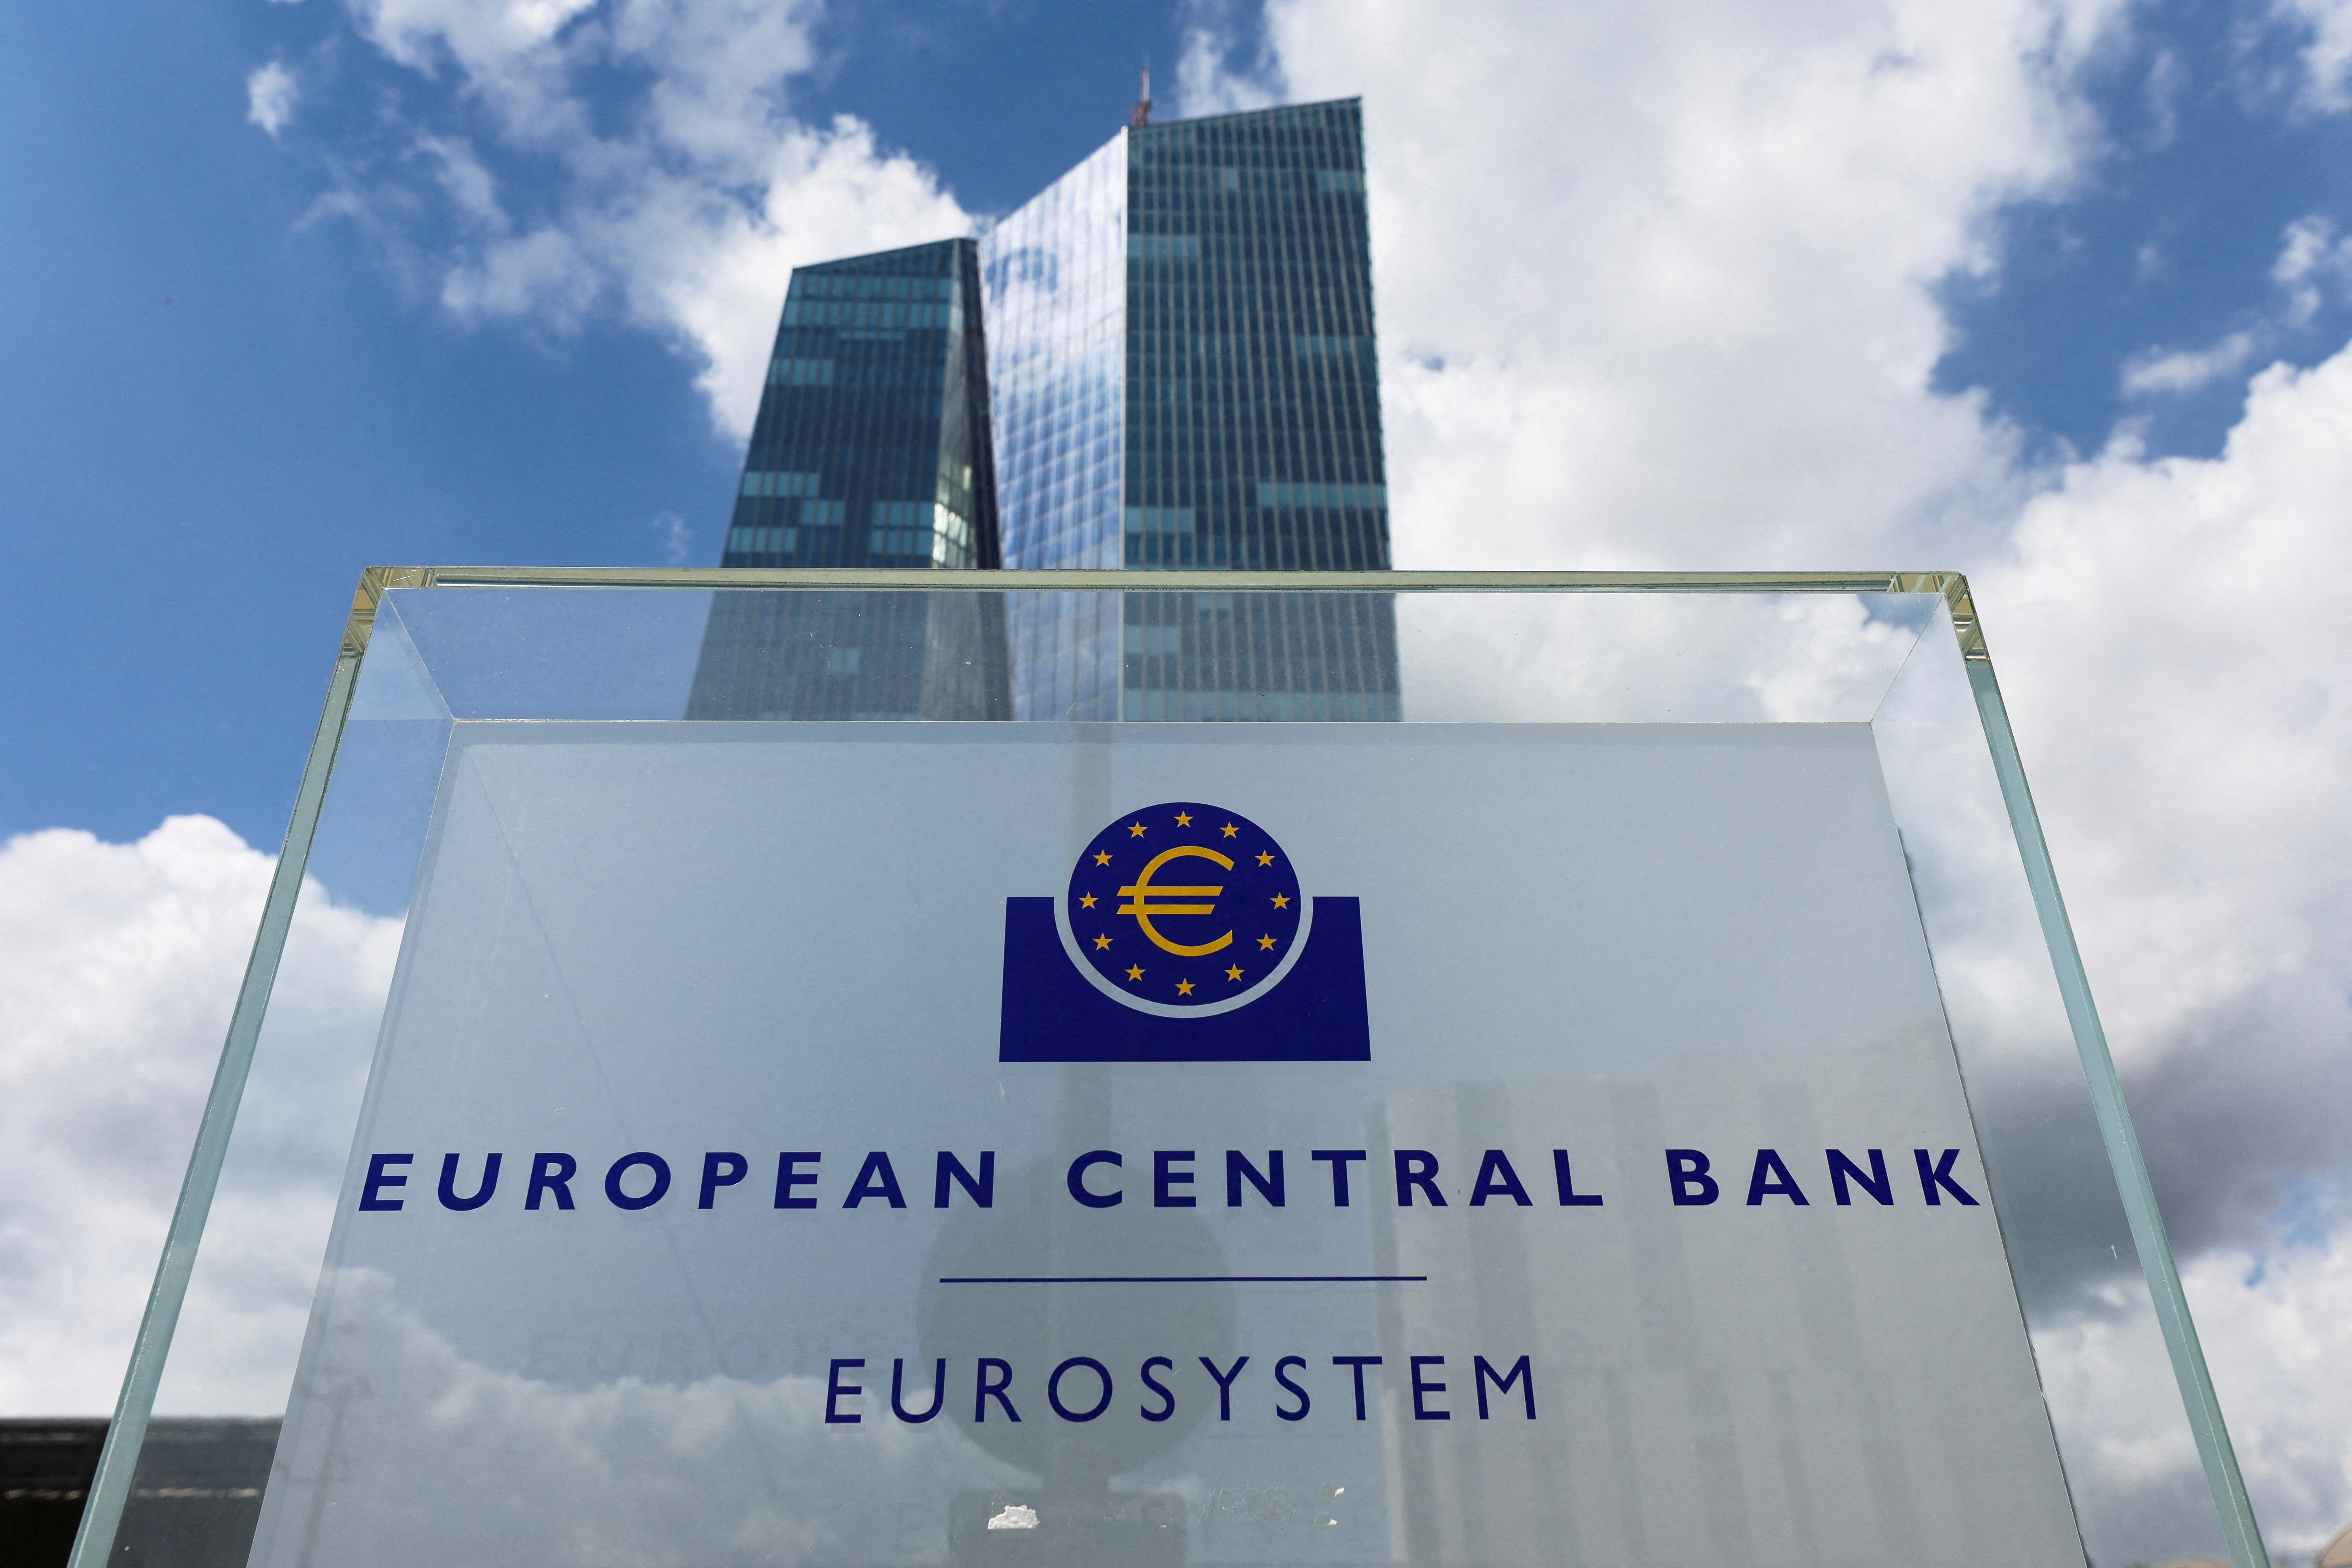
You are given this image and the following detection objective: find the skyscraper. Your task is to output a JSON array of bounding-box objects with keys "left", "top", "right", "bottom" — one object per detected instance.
[
  {"left": 687, "top": 238, "right": 1007, "bottom": 720},
  {"left": 982, "top": 96, "right": 1399, "bottom": 721},
  {"left": 692, "top": 98, "right": 1397, "bottom": 723}
]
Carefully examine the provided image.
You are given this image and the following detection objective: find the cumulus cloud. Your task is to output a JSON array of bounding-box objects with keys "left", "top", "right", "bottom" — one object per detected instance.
[
  {"left": 243, "top": 1268, "right": 1022, "bottom": 1565},
  {"left": 285, "top": 0, "right": 972, "bottom": 436},
  {"left": 2118, "top": 216, "right": 2352, "bottom": 397},
  {"left": 1967, "top": 342, "right": 2352, "bottom": 1553},
  {"left": 2121, "top": 329, "right": 2260, "bottom": 394},
  {"left": 245, "top": 59, "right": 298, "bottom": 137},
  {"left": 2277, "top": 0, "right": 2352, "bottom": 111},
  {"left": 1173, "top": 0, "right": 1284, "bottom": 118},
  {"left": 0, "top": 818, "right": 401, "bottom": 1413},
  {"left": 1980, "top": 345, "right": 2352, "bottom": 1227},
  {"left": 2200, "top": 1191, "right": 2352, "bottom": 1556},
  {"left": 2275, "top": 213, "right": 2352, "bottom": 324},
  {"left": 2039, "top": 1191, "right": 2352, "bottom": 1559},
  {"left": 351, "top": 0, "right": 601, "bottom": 76}
]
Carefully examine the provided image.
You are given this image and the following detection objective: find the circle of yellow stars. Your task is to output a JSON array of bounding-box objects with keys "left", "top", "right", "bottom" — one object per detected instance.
[{"left": 1065, "top": 803, "right": 1301, "bottom": 1004}]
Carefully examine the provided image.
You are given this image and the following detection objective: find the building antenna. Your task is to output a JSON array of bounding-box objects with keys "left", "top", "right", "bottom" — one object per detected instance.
[{"left": 1132, "top": 60, "right": 1152, "bottom": 127}]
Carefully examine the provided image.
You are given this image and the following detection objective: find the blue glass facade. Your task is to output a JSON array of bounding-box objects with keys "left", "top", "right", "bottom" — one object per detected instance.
[
  {"left": 688, "top": 239, "right": 1008, "bottom": 719},
  {"left": 979, "top": 134, "right": 1129, "bottom": 719},
  {"left": 722, "top": 239, "right": 996, "bottom": 572},
  {"left": 1122, "top": 101, "right": 1387, "bottom": 574},
  {"left": 983, "top": 99, "right": 1400, "bottom": 720}
]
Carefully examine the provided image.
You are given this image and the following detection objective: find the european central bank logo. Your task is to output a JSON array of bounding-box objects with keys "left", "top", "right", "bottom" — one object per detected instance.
[{"left": 999, "top": 802, "right": 1370, "bottom": 1063}]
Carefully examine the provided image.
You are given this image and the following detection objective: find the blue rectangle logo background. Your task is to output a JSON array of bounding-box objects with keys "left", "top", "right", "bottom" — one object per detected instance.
[{"left": 998, "top": 897, "right": 1371, "bottom": 1063}]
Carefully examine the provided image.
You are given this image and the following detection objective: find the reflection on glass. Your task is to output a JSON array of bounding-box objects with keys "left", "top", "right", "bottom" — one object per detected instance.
[
  {"left": 985, "top": 131, "right": 1127, "bottom": 719},
  {"left": 985, "top": 102, "right": 1399, "bottom": 722},
  {"left": 688, "top": 591, "right": 1012, "bottom": 721},
  {"left": 1122, "top": 590, "right": 1400, "bottom": 721}
]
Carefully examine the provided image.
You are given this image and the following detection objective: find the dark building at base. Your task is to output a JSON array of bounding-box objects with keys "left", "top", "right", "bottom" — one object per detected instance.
[{"left": 2, "top": 1418, "right": 277, "bottom": 1568}]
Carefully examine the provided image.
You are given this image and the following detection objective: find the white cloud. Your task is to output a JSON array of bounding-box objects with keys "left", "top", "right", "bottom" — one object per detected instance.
[
  {"left": 2121, "top": 329, "right": 2260, "bottom": 394},
  {"left": 597, "top": 112, "right": 975, "bottom": 437},
  {"left": 2195, "top": 1194, "right": 2352, "bottom": 1558},
  {"left": 302, "top": 0, "right": 971, "bottom": 438},
  {"left": 1172, "top": 1, "right": 1283, "bottom": 119},
  {"left": 1977, "top": 343, "right": 2352, "bottom": 1139},
  {"left": 420, "top": 133, "right": 502, "bottom": 226},
  {"left": 351, "top": 0, "right": 600, "bottom": 77},
  {"left": 0, "top": 818, "right": 401, "bottom": 1413},
  {"left": 2277, "top": 0, "right": 2352, "bottom": 111},
  {"left": 2117, "top": 216, "right": 2352, "bottom": 396},
  {"left": 2145, "top": 46, "right": 2185, "bottom": 147},
  {"left": 2275, "top": 214, "right": 2352, "bottom": 324},
  {"left": 2041, "top": 1193, "right": 2352, "bottom": 1558},
  {"left": 244, "top": 1268, "right": 1023, "bottom": 1564},
  {"left": 245, "top": 59, "right": 299, "bottom": 138},
  {"left": 441, "top": 223, "right": 600, "bottom": 324},
  {"left": 1944, "top": 350, "right": 2352, "bottom": 1553}
]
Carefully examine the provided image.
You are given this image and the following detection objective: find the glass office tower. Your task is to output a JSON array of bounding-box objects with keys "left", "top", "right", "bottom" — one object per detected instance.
[
  {"left": 688, "top": 239, "right": 1009, "bottom": 719},
  {"left": 983, "top": 97, "right": 1401, "bottom": 721}
]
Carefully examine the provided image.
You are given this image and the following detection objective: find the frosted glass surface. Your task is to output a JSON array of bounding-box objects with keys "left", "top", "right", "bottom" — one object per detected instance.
[{"left": 252, "top": 722, "right": 2079, "bottom": 1566}]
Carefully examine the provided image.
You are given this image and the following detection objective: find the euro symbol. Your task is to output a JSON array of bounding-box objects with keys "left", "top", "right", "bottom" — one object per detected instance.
[{"left": 1118, "top": 845, "right": 1234, "bottom": 957}]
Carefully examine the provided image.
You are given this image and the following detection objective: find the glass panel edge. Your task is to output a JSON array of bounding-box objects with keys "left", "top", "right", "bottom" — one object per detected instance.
[
  {"left": 1963, "top": 651, "right": 2270, "bottom": 1568},
  {"left": 64, "top": 571, "right": 388, "bottom": 1568},
  {"left": 383, "top": 564, "right": 1961, "bottom": 595}
]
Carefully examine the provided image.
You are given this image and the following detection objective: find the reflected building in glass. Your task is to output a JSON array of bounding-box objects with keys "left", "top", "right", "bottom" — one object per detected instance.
[
  {"left": 983, "top": 96, "right": 1400, "bottom": 720},
  {"left": 687, "top": 238, "right": 1009, "bottom": 720}
]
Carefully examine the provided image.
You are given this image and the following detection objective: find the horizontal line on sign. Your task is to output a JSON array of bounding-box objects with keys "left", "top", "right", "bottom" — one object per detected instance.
[{"left": 937, "top": 1275, "right": 1427, "bottom": 1285}]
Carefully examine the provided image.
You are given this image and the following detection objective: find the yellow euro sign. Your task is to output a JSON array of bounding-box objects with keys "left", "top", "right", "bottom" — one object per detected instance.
[{"left": 1118, "top": 845, "right": 1235, "bottom": 957}]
